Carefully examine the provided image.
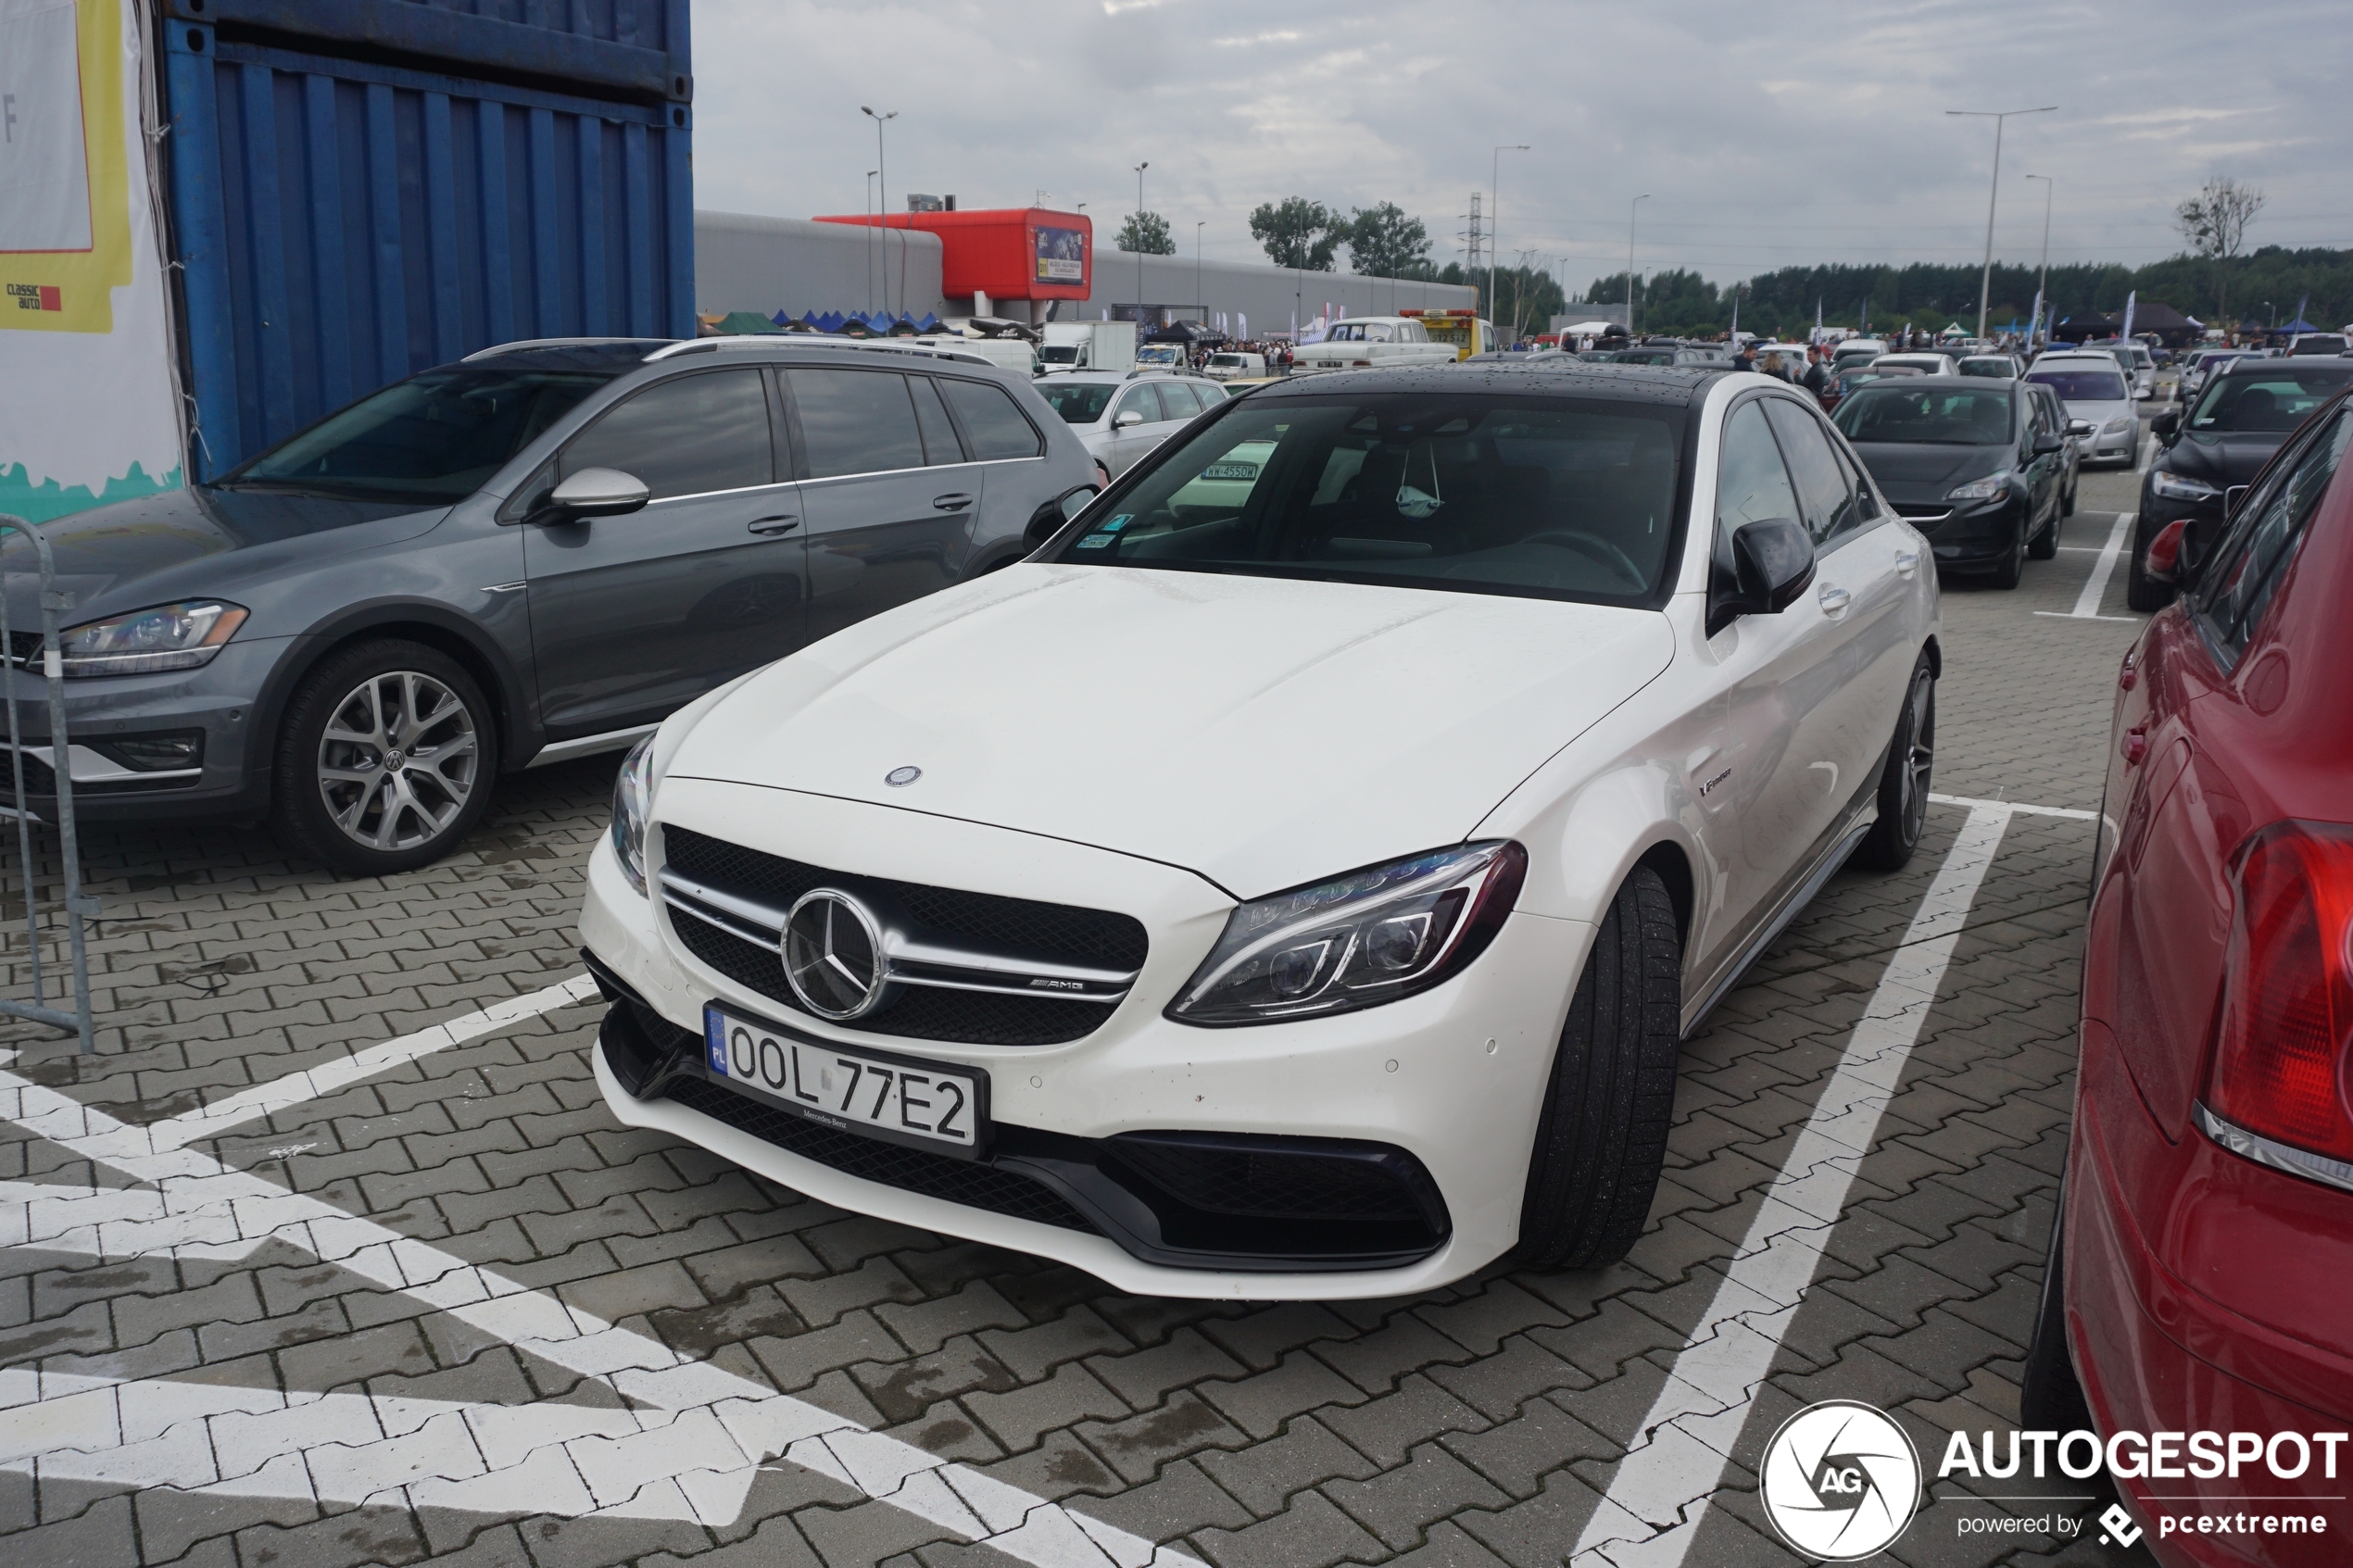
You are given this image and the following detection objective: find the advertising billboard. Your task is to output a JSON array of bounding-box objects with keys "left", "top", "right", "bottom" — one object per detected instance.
[{"left": 1035, "top": 224, "right": 1088, "bottom": 285}]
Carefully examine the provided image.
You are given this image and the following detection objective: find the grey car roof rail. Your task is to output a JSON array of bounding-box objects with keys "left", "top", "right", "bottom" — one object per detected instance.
[
  {"left": 640, "top": 336, "right": 1000, "bottom": 370},
  {"left": 462, "top": 336, "right": 653, "bottom": 361}
]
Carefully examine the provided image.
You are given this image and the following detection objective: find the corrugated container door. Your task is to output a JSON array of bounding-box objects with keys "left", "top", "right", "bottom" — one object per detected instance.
[{"left": 162, "top": 20, "right": 694, "bottom": 477}]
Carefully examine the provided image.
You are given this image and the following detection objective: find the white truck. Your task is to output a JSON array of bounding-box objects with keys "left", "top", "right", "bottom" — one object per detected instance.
[{"left": 1040, "top": 321, "right": 1137, "bottom": 375}]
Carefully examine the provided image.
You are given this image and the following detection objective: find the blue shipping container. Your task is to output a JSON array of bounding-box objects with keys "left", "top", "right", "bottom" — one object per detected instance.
[{"left": 162, "top": 12, "right": 694, "bottom": 478}]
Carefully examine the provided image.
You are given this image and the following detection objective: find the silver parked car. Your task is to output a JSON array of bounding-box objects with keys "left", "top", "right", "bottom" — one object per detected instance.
[{"left": 1035, "top": 371, "right": 1227, "bottom": 483}]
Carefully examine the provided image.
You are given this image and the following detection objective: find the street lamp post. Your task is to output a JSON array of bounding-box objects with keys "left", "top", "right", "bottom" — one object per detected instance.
[
  {"left": 861, "top": 106, "right": 899, "bottom": 316},
  {"left": 2024, "top": 174, "right": 2054, "bottom": 346},
  {"left": 1196, "top": 221, "right": 1204, "bottom": 321},
  {"left": 1946, "top": 105, "right": 2056, "bottom": 342},
  {"left": 1491, "top": 144, "right": 1529, "bottom": 347},
  {"left": 1627, "top": 194, "right": 1650, "bottom": 337},
  {"left": 1133, "top": 161, "right": 1150, "bottom": 322},
  {"left": 864, "top": 169, "right": 877, "bottom": 315}
]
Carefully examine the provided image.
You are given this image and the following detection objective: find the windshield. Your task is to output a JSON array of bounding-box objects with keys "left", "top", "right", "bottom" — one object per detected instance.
[
  {"left": 1834, "top": 386, "right": 2015, "bottom": 445},
  {"left": 1210, "top": 354, "right": 1245, "bottom": 366},
  {"left": 1039, "top": 345, "right": 1079, "bottom": 363},
  {"left": 220, "top": 366, "right": 614, "bottom": 502},
  {"left": 2189, "top": 367, "right": 2353, "bottom": 432},
  {"left": 1050, "top": 392, "right": 1684, "bottom": 604},
  {"left": 1038, "top": 383, "right": 1116, "bottom": 423},
  {"left": 1958, "top": 358, "right": 2015, "bottom": 379},
  {"left": 2026, "top": 368, "right": 2129, "bottom": 402}
]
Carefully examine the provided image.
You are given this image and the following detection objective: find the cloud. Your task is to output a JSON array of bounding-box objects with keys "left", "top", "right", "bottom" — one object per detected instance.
[{"left": 687, "top": 0, "right": 2353, "bottom": 285}]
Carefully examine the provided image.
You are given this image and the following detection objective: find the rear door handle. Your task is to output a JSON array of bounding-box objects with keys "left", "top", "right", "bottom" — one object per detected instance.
[
  {"left": 1894, "top": 549, "right": 1919, "bottom": 578},
  {"left": 1818, "top": 583, "right": 1852, "bottom": 615},
  {"left": 933, "top": 494, "right": 975, "bottom": 511},
  {"left": 747, "top": 515, "right": 799, "bottom": 535}
]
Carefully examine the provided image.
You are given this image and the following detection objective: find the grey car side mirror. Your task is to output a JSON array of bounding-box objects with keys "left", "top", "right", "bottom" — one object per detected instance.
[
  {"left": 1114, "top": 409, "right": 1145, "bottom": 430},
  {"left": 546, "top": 468, "right": 650, "bottom": 521},
  {"left": 2068, "top": 419, "right": 2095, "bottom": 438}
]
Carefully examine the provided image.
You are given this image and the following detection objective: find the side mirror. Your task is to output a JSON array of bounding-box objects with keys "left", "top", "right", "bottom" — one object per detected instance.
[
  {"left": 2144, "top": 518, "right": 2190, "bottom": 583},
  {"left": 2032, "top": 433, "right": 2063, "bottom": 457},
  {"left": 1114, "top": 408, "right": 1145, "bottom": 430},
  {"left": 543, "top": 467, "right": 650, "bottom": 521},
  {"left": 2068, "top": 419, "right": 2095, "bottom": 438},
  {"left": 2150, "top": 410, "right": 2181, "bottom": 442},
  {"left": 1059, "top": 487, "right": 1096, "bottom": 523},
  {"left": 1709, "top": 517, "right": 1818, "bottom": 633}
]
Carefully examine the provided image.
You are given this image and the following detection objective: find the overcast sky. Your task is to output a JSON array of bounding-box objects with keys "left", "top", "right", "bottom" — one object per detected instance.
[{"left": 692, "top": 0, "right": 2351, "bottom": 293}]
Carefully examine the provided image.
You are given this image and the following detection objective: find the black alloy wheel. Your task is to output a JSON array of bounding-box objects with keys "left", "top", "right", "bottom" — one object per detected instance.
[
  {"left": 1988, "top": 512, "right": 2027, "bottom": 589},
  {"left": 1514, "top": 865, "right": 1680, "bottom": 1271},
  {"left": 273, "top": 639, "right": 499, "bottom": 876},
  {"left": 2029, "top": 505, "right": 2059, "bottom": 560},
  {"left": 1853, "top": 654, "right": 1935, "bottom": 872}
]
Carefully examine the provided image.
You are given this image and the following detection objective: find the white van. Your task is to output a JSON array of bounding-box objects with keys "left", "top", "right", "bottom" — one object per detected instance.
[{"left": 1203, "top": 350, "right": 1267, "bottom": 381}]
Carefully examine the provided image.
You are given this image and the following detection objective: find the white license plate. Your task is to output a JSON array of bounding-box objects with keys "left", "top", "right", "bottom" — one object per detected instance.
[{"left": 703, "top": 1005, "right": 986, "bottom": 1156}]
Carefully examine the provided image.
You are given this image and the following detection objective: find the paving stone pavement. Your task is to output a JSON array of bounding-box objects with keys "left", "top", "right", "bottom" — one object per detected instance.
[{"left": 0, "top": 451, "right": 2167, "bottom": 1567}]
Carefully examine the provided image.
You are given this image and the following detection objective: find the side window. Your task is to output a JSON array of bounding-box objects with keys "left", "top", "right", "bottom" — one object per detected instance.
[
  {"left": 1116, "top": 384, "right": 1166, "bottom": 425},
  {"left": 1715, "top": 400, "right": 1803, "bottom": 563},
  {"left": 907, "top": 376, "right": 966, "bottom": 466},
  {"left": 786, "top": 369, "right": 926, "bottom": 478},
  {"left": 1833, "top": 439, "right": 1884, "bottom": 521},
  {"left": 2196, "top": 408, "right": 2350, "bottom": 664},
  {"left": 560, "top": 370, "right": 773, "bottom": 500},
  {"left": 1763, "top": 397, "right": 1858, "bottom": 544},
  {"left": 938, "top": 379, "right": 1045, "bottom": 459},
  {"left": 1160, "top": 382, "right": 1204, "bottom": 419}
]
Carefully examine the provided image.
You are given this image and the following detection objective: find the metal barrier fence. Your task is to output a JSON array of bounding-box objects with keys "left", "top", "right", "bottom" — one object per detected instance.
[{"left": 0, "top": 516, "right": 95, "bottom": 1054}]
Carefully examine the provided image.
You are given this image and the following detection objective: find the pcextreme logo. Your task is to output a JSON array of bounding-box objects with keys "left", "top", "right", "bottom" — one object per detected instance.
[{"left": 1761, "top": 1400, "right": 1923, "bottom": 1561}]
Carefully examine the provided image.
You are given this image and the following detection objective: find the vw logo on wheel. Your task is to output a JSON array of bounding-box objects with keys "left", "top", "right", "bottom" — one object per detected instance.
[
  {"left": 1759, "top": 1400, "right": 1922, "bottom": 1561},
  {"left": 782, "top": 889, "right": 890, "bottom": 1021}
]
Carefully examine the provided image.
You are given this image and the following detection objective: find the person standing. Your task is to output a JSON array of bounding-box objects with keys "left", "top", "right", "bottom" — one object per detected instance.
[{"left": 1803, "top": 344, "right": 1832, "bottom": 399}]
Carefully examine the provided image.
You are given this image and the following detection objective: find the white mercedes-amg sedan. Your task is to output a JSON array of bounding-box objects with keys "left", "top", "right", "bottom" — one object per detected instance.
[{"left": 578, "top": 363, "right": 1942, "bottom": 1299}]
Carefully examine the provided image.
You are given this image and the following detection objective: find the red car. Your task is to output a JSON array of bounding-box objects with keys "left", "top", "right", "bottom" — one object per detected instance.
[{"left": 2024, "top": 389, "right": 2353, "bottom": 1564}]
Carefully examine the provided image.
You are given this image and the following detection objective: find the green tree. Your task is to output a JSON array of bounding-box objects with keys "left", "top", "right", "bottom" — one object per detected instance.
[
  {"left": 1345, "top": 202, "right": 1431, "bottom": 277},
  {"left": 1249, "top": 197, "right": 1340, "bottom": 271},
  {"left": 1115, "top": 209, "right": 1176, "bottom": 255},
  {"left": 2174, "top": 177, "right": 2264, "bottom": 325}
]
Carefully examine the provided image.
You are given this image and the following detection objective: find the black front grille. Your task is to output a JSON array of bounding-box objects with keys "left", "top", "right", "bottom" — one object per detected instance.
[
  {"left": 1107, "top": 1137, "right": 1433, "bottom": 1223},
  {"left": 662, "top": 827, "right": 1147, "bottom": 969},
  {"left": 661, "top": 1074, "right": 1100, "bottom": 1233},
  {"left": 5, "top": 632, "right": 40, "bottom": 669},
  {"left": 661, "top": 826, "right": 1140, "bottom": 1047}
]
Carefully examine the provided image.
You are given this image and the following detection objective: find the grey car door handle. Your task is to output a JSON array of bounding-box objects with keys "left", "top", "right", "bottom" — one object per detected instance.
[
  {"left": 1894, "top": 549, "right": 1919, "bottom": 578},
  {"left": 747, "top": 515, "right": 799, "bottom": 535},
  {"left": 1818, "top": 583, "right": 1853, "bottom": 615},
  {"left": 933, "top": 494, "right": 975, "bottom": 511}
]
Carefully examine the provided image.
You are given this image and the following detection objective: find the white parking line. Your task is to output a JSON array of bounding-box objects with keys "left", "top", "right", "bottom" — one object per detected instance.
[
  {"left": 1569, "top": 801, "right": 2015, "bottom": 1566},
  {"left": 0, "top": 994, "right": 1195, "bottom": 1563},
  {"left": 2035, "top": 510, "right": 2135, "bottom": 621}
]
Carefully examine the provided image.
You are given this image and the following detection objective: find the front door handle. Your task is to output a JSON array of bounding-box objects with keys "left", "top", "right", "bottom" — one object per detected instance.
[
  {"left": 747, "top": 515, "right": 799, "bottom": 535},
  {"left": 1817, "top": 583, "right": 1852, "bottom": 615},
  {"left": 1894, "top": 549, "right": 1919, "bottom": 578},
  {"left": 933, "top": 493, "right": 975, "bottom": 511}
]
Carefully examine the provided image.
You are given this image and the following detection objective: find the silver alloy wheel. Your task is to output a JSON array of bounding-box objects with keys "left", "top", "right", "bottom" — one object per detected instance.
[
  {"left": 1895, "top": 671, "right": 1934, "bottom": 845},
  {"left": 315, "top": 670, "right": 481, "bottom": 852}
]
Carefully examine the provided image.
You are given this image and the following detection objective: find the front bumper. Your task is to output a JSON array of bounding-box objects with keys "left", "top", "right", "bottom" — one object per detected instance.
[
  {"left": 2064, "top": 1021, "right": 2353, "bottom": 1565},
  {"left": 1906, "top": 492, "right": 2029, "bottom": 569},
  {"left": 578, "top": 780, "right": 1587, "bottom": 1298}
]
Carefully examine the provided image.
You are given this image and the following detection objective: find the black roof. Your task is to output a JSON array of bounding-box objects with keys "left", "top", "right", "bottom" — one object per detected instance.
[{"left": 1252, "top": 360, "right": 1727, "bottom": 408}]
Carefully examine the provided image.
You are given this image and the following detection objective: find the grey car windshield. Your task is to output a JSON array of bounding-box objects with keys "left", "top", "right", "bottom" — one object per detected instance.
[
  {"left": 1834, "top": 386, "right": 2014, "bottom": 445},
  {"left": 1051, "top": 393, "right": 1684, "bottom": 604},
  {"left": 2189, "top": 367, "right": 2353, "bottom": 432},
  {"left": 1038, "top": 383, "right": 1117, "bottom": 423},
  {"left": 221, "top": 366, "right": 616, "bottom": 503},
  {"left": 2025, "top": 369, "right": 2129, "bottom": 401}
]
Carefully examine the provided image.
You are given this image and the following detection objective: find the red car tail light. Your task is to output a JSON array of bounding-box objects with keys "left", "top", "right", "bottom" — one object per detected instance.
[{"left": 2204, "top": 822, "right": 2353, "bottom": 1170}]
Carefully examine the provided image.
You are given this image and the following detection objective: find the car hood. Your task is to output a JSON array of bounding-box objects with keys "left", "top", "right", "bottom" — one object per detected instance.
[
  {"left": 2056, "top": 397, "right": 2133, "bottom": 427},
  {"left": 1848, "top": 442, "right": 2010, "bottom": 501},
  {"left": 2161, "top": 429, "right": 2288, "bottom": 487},
  {"left": 665, "top": 564, "right": 1677, "bottom": 898},
  {"left": 0, "top": 484, "right": 447, "bottom": 624}
]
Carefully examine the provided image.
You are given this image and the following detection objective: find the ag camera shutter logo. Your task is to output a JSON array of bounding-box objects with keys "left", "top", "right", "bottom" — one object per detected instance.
[{"left": 1761, "top": 1400, "right": 1923, "bottom": 1560}]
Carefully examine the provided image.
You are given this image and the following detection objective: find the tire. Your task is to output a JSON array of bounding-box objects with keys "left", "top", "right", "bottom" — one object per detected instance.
[
  {"left": 1514, "top": 866, "right": 1681, "bottom": 1272},
  {"left": 272, "top": 639, "right": 498, "bottom": 876},
  {"left": 2020, "top": 1194, "right": 2095, "bottom": 1436},
  {"left": 2124, "top": 525, "right": 2176, "bottom": 613},
  {"left": 1987, "top": 513, "right": 2026, "bottom": 589},
  {"left": 1852, "top": 654, "right": 1935, "bottom": 872},
  {"left": 2028, "top": 508, "right": 2058, "bottom": 559}
]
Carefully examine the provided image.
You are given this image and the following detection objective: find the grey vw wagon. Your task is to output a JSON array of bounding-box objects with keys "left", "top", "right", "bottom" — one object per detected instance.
[{"left": 3, "top": 337, "right": 1097, "bottom": 872}]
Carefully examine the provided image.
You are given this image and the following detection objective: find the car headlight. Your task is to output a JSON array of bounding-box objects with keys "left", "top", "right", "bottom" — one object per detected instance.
[
  {"left": 54, "top": 601, "right": 247, "bottom": 677},
  {"left": 2148, "top": 470, "right": 2220, "bottom": 501},
  {"left": 1945, "top": 471, "right": 2011, "bottom": 501},
  {"left": 1166, "top": 841, "right": 1527, "bottom": 1026},
  {"left": 2102, "top": 417, "right": 2133, "bottom": 434},
  {"left": 610, "top": 734, "right": 656, "bottom": 896}
]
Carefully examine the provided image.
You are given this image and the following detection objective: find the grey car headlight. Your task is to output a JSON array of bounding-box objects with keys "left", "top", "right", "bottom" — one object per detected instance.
[
  {"left": 1167, "top": 841, "right": 1527, "bottom": 1026},
  {"left": 610, "top": 734, "right": 656, "bottom": 896},
  {"left": 2103, "top": 417, "right": 2133, "bottom": 434},
  {"left": 55, "top": 601, "right": 247, "bottom": 677},
  {"left": 2149, "top": 470, "right": 2220, "bottom": 501},
  {"left": 1945, "top": 471, "right": 2011, "bottom": 501}
]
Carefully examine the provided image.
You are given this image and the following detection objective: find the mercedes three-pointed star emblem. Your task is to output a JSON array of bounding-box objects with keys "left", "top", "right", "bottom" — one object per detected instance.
[{"left": 782, "top": 889, "right": 890, "bottom": 1021}]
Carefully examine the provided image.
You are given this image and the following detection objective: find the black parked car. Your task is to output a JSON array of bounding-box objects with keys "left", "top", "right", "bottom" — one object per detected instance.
[
  {"left": 1, "top": 338, "right": 1097, "bottom": 872},
  {"left": 1831, "top": 375, "right": 2070, "bottom": 588},
  {"left": 2132, "top": 356, "right": 2353, "bottom": 608}
]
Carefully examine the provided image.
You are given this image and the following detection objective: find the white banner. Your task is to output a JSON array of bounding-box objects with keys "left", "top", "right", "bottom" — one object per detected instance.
[{"left": 0, "top": 0, "right": 182, "bottom": 522}]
